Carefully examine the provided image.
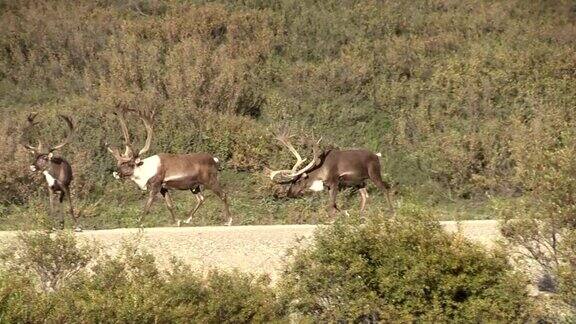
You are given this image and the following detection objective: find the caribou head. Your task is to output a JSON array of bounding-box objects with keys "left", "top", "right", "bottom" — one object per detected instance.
[
  {"left": 21, "top": 112, "right": 74, "bottom": 173},
  {"left": 105, "top": 108, "right": 154, "bottom": 180}
]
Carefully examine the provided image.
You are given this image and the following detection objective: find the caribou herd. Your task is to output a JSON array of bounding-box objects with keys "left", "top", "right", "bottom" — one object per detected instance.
[{"left": 21, "top": 108, "right": 394, "bottom": 231}]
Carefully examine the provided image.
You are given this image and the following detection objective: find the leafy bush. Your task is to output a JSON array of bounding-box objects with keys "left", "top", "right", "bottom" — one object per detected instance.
[
  {"left": 0, "top": 213, "right": 549, "bottom": 322},
  {"left": 279, "top": 208, "right": 532, "bottom": 322},
  {"left": 0, "top": 231, "right": 285, "bottom": 323},
  {"left": 494, "top": 110, "right": 576, "bottom": 319},
  {"left": 0, "top": 231, "right": 96, "bottom": 292},
  {"left": 557, "top": 230, "right": 576, "bottom": 310}
]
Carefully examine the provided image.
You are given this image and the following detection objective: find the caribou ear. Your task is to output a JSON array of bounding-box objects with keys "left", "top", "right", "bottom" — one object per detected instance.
[{"left": 135, "top": 157, "right": 144, "bottom": 166}]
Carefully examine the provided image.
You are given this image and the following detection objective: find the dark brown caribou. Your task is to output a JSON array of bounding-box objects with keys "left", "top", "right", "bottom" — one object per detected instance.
[
  {"left": 268, "top": 134, "right": 394, "bottom": 216},
  {"left": 22, "top": 113, "right": 81, "bottom": 231},
  {"left": 105, "top": 108, "right": 231, "bottom": 226}
]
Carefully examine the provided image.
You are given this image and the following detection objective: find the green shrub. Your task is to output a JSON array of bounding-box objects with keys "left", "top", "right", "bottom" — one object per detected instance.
[
  {"left": 557, "top": 230, "right": 576, "bottom": 309},
  {"left": 0, "top": 231, "right": 286, "bottom": 323},
  {"left": 495, "top": 112, "right": 576, "bottom": 319},
  {"left": 278, "top": 209, "right": 532, "bottom": 322},
  {"left": 0, "top": 231, "right": 96, "bottom": 292}
]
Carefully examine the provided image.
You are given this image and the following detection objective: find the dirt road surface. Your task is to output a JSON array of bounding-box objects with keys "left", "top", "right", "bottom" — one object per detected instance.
[{"left": 0, "top": 220, "right": 500, "bottom": 281}]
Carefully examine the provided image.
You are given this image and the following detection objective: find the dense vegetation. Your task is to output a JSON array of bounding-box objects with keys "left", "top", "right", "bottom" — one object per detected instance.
[
  {"left": 0, "top": 0, "right": 574, "bottom": 228},
  {"left": 0, "top": 231, "right": 283, "bottom": 323},
  {"left": 1, "top": 0, "right": 575, "bottom": 318},
  {"left": 0, "top": 210, "right": 539, "bottom": 322},
  {"left": 279, "top": 209, "right": 532, "bottom": 322}
]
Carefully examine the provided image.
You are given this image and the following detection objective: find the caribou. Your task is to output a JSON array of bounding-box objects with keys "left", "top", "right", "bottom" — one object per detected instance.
[
  {"left": 268, "top": 134, "right": 394, "bottom": 216},
  {"left": 21, "top": 113, "right": 81, "bottom": 231},
  {"left": 105, "top": 108, "right": 232, "bottom": 226}
]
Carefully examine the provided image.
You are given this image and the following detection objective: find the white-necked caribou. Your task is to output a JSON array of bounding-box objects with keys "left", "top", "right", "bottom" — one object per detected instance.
[
  {"left": 105, "top": 108, "right": 231, "bottom": 226},
  {"left": 21, "top": 113, "right": 81, "bottom": 231},
  {"left": 268, "top": 134, "right": 394, "bottom": 216}
]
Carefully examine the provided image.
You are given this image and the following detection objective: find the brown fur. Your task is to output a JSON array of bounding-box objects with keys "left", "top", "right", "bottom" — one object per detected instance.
[
  {"left": 115, "top": 153, "right": 231, "bottom": 226},
  {"left": 285, "top": 149, "right": 394, "bottom": 216},
  {"left": 106, "top": 108, "right": 231, "bottom": 226},
  {"left": 23, "top": 114, "right": 79, "bottom": 230},
  {"left": 150, "top": 153, "right": 230, "bottom": 226}
]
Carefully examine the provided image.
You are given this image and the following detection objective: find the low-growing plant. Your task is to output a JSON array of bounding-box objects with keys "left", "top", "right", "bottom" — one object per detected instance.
[
  {"left": 495, "top": 114, "right": 576, "bottom": 319},
  {"left": 557, "top": 230, "right": 576, "bottom": 310},
  {"left": 0, "top": 231, "right": 96, "bottom": 292},
  {"left": 0, "top": 231, "right": 286, "bottom": 323},
  {"left": 278, "top": 208, "right": 533, "bottom": 322}
]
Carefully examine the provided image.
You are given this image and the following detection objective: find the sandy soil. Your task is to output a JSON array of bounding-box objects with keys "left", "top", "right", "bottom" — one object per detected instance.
[{"left": 0, "top": 220, "right": 500, "bottom": 281}]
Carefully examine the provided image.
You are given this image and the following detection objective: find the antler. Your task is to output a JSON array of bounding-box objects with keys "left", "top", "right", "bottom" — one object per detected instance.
[
  {"left": 105, "top": 105, "right": 156, "bottom": 161},
  {"left": 269, "top": 133, "right": 323, "bottom": 183},
  {"left": 105, "top": 105, "right": 135, "bottom": 161},
  {"left": 136, "top": 109, "right": 155, "bottom": 157},
  {"left": 289, "top": 136, "right": 323, "bottom": 178},
  {"left": 105, "top": 142, "right": 123, "bottom": 161},
  {"left": 49, "top": 115, "right": 74, "bottom": 152},
  {"left": 115, "top": 107, "right": 134, "bottom": 158},
  {"left": 20, "top": 112, "right": 45, "bottom": 153},
  {"left": 268, "top": 132, "right": 307, "bottom": 180}
]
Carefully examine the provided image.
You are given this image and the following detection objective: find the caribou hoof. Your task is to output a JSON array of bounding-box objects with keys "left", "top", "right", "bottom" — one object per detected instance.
[
  {"left": 73, "top": 226, "right": 83, "bottom": 233},
  {"left": 176, "top": 220, "right": 182, "bottom": 227},
  {"left": 225, "top": 218, "right": 233, "bottom": 226}
]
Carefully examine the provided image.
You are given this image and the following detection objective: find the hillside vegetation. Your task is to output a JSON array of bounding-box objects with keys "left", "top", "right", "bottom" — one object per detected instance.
[{"left": 0, "top": 0, "right": 575, "bottom": 228}]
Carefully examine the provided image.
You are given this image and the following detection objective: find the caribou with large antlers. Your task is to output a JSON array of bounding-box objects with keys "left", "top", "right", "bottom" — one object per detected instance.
[
  {"left": 105, "top": 108, "right": 231, "bottom": 226},
  {"left": 268, "top": 134, "right": 394, "bottom": 216},
  {"left": 22, "top": 112, "right": 80, "bottom": 231}
]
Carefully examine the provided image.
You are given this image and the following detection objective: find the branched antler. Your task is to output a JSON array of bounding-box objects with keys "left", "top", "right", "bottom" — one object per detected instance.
[
  {"left": 136, "top": 109, "right": 155, "bottom": 157},
  {"left": 268, "top": 132, "right": 323, "bottom": 183},
  {"left": 106, "top": 106, "right": 156, "bottom": 161},
  {"left": 21, "top": 112, "right": 75, "bottom": 154},
  {"left": 21, "top": 112, "right": 42, "bottom": 152},
  {"left": 49, "top": 115, "right": 74, "bottom": 152}
]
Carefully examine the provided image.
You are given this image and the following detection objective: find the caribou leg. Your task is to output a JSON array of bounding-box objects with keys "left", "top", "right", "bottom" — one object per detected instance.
[
  {"left": 160, "top": 187, "right": 179, "bottom": 226},
  {"left": 47, "top": 188, "right": 62, "bottom": 230},
  {"left": 359, "top": 187, "right": 369, "bottom": 214},
  {"left": 207, "top": 180, "right": 232, "bottom": 226},
  {"left": 56, "top": 191, "right": 66, "bottom": 229},
  {"left": 184, "top": 192, "right": 205, "bottom": 224},
  {"left": 368, "top": 162, "right": 395, "bottom": 212},
  {"left": 327, "top": 182, "right": 340, "bottom": 217},
  {"left": 62, "top": 187, "right": 81, "bottom": 231},
  {"left": 140, "top": 182, "right": 160, "bottom": 224}
]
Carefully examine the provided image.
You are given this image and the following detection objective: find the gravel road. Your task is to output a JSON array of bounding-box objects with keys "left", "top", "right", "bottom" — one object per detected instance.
[{"left": 0, "top": 220, "right": 501, "bottom": 281}]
